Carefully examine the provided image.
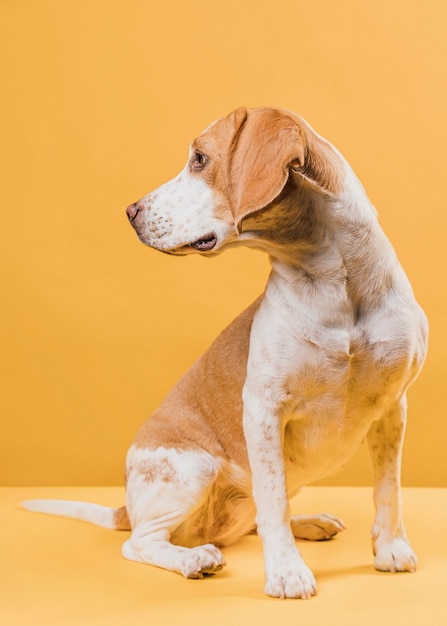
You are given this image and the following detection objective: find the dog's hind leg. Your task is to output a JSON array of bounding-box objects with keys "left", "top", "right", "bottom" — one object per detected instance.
[
  {"left": 122, "top": 445, "right": 226, "bottom": 578},
  {"left": 122, "top": 526, "right": 226, "bottom": 578},
  {"left": 367, "top": 395, "right": 417, "bottom": 573},
  {"left": 291, "top": 513, "right": 346, "bottom": 541}
]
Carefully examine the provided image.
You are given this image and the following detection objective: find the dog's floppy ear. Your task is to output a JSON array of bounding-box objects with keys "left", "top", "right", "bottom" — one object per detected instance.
[
  {"left": 228, "top": 108, "right": 344, "bottom": 229},
  {"left": 228, "top": 108, "right": 305, "bottom": 227}
]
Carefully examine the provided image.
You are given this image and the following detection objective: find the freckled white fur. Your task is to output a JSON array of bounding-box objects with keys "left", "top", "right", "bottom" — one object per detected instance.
[
  {"left": 124, "top": 445, "right": 220, "bottom": 530},
  {"left": 135, "top": 162, "right": 234, "bottom": 252},
  {"left": 22, "top": 108, "right": 427, "bottom": 599}
]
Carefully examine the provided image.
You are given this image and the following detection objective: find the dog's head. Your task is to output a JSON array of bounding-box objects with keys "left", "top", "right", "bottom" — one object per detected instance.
[{"left": 126, "top": 107, "right": 345, "bottom": 256}]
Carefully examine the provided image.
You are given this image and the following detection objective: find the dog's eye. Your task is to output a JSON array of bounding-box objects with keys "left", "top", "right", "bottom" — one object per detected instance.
[{"left": 191, "top": 152, "right": 207, "bottom": 170}]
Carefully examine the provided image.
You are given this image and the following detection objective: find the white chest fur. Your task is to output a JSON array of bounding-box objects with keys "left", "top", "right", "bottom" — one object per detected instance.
[{"left": 244, "top": 259, "right": 426, "bottom": 489}]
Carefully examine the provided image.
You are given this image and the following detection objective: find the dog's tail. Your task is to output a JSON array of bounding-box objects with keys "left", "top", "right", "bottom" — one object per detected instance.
[{"left": 21, "top": 499, "right": 131, "bottom": 531}]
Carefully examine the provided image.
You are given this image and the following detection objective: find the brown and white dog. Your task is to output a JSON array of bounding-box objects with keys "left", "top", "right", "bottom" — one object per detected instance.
[{"left": 24, "top": 107, "right": 428, "bottom": 599}]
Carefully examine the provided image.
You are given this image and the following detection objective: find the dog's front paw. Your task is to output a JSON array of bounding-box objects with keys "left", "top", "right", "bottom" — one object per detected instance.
[
  {"left": 373, "top": 535, "right": 418, "bottom": 573},
  {"left": 180, "top": 544, "right": 226, "bottom": 579},
  {"left": 264, "top": 562, "right": 317, "bottom": 599}
]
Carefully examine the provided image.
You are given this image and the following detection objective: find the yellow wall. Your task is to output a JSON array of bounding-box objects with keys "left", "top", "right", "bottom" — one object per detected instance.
[{"left": 1, "top": 0, "right": 446, "bottom": 486}]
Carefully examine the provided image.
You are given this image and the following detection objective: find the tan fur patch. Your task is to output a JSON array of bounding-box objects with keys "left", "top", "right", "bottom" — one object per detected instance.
[
  {"left": 113, "top": 506, "right": 131, "bottom": 531},
  {"left": 132, "top": 297, "right": 262, "bottom": 470}
]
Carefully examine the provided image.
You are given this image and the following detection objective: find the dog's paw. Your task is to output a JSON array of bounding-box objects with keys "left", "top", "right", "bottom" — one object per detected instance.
[
  {"left": 373, "top": 536, "right": 418, "bottom": 573},
  {"left": 264, "top": 562, "right": 317, "bottom": 599},
  {"left": 180, "top": 544, "right": 226, "bottom": 579},
  {"left": 291, "top": 513, "right": 346, "bottom": 541}
]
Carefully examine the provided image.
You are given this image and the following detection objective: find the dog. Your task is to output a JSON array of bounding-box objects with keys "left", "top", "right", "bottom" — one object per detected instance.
[{"left": 23, "top": 107, "right": 428, "bottom": 599}]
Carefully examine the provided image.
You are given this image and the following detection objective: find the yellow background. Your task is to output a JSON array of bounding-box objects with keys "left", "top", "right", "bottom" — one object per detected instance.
[{"left": 1, "top": 0, "right": 446, "bottom": 486}]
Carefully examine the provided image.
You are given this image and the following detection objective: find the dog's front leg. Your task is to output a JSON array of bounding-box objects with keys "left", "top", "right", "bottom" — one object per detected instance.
[
  {"left": 367, "top": 395, "right": 417, "bottom": 573},
  {"left": 242, "top": 383, "right": 316, "bottom": 599}
]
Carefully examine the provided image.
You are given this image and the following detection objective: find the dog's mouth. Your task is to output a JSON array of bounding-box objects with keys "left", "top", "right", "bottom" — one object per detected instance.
[
  {"left": 188, "top": 233, "right": 218, "bottom": 252},
  {"left": 151, "top": 233, "right": 220, "bottom": 257}
]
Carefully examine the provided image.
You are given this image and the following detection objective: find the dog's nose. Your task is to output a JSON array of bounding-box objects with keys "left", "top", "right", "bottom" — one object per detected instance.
[{"left": 126, "top": 202, "right": 140, "bottom": 221}]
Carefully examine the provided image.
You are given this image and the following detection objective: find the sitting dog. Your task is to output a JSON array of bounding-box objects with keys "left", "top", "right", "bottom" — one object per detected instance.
[{"left": 24, "top": 107, "right": 428, "bottom": 599}]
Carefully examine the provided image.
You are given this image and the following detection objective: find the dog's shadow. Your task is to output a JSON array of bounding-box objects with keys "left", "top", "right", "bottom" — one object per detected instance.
[{"left": 314, "top": 563, "right": 377, "bottom": 581}]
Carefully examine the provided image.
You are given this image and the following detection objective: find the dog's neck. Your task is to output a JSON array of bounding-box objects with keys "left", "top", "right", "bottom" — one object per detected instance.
[{"left": 239, "top": 170, "right": 401, "bottom": 314}]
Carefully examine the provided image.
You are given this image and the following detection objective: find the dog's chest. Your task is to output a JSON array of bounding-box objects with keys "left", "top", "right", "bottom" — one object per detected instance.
[
  {"left": 277, "top": 323, "right": 418, "bottom": 485},
  {"left": 288, "top": 328, "right": 403, "bottom": 408},
  {"left": 255, "top": 271, "right": 420, "bottom": 417},
  {"left": 245, "top": 268, "right": 426, "bottom": 485}
]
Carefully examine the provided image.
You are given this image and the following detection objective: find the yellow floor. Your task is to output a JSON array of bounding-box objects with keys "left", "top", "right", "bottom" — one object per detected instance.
[{"left": 1, "top": 486, "right": 446, "bottom": 625}]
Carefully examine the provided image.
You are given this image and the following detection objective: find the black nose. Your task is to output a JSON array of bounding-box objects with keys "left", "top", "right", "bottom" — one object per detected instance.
[{"left": 126, "top": 202, "right": 140, "bottom": 221}]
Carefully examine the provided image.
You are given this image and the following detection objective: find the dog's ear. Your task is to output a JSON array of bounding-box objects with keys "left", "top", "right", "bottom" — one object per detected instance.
[
  {"left": 228, "top": 109, "right": 305, "bottom": 227},
  {"left": 290, "top": 125, "right": 344, "bottom": 199},
  {"left": 228, "top": 108, "right": 343, "bottom": 229}
]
